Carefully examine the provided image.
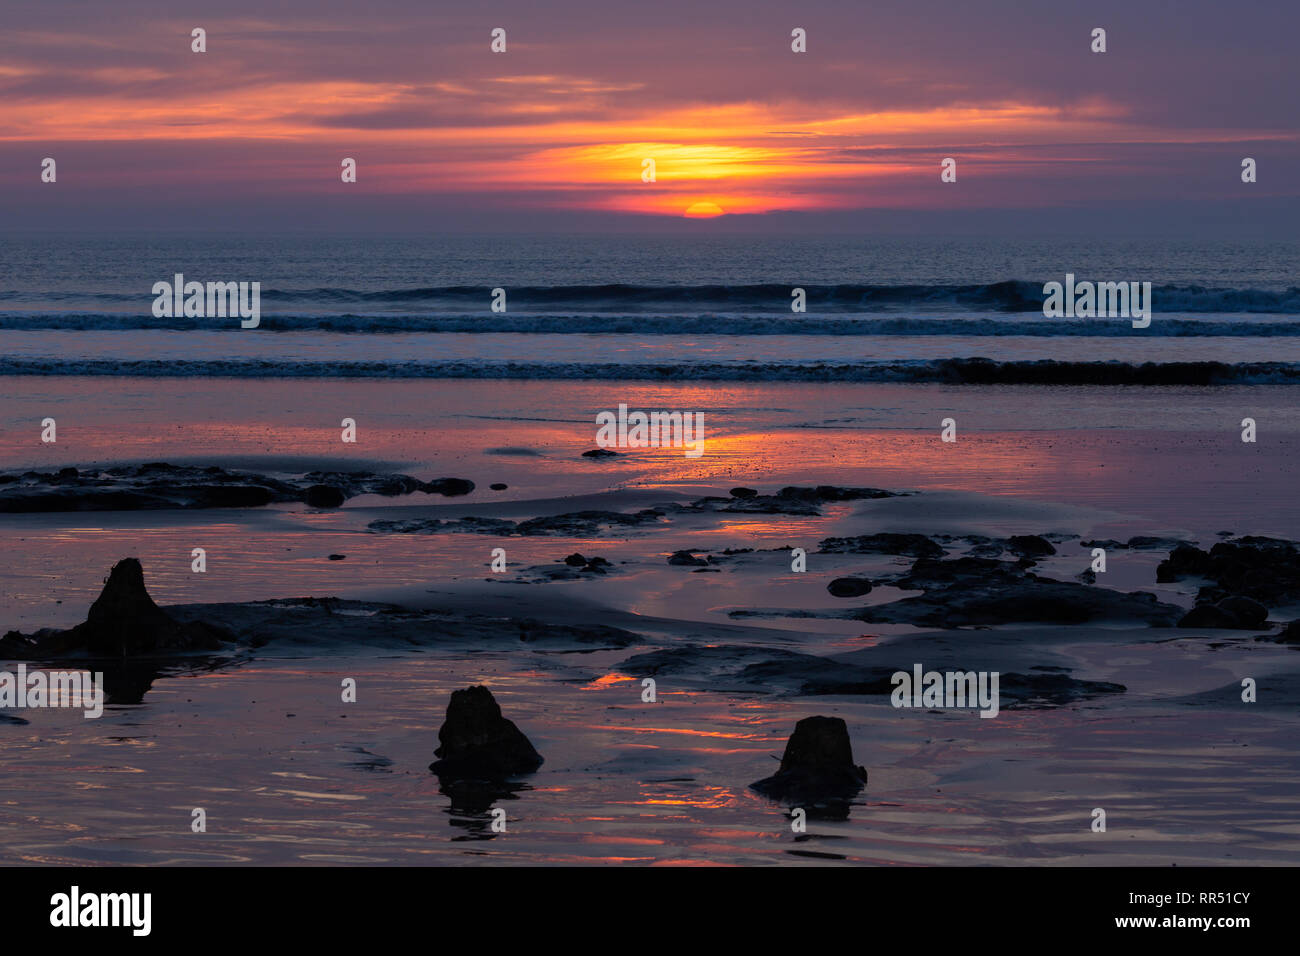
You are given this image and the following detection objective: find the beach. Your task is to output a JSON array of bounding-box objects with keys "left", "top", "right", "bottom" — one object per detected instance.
[{"left": 3, "top": 371, "right": 1299, "bottom": 865}]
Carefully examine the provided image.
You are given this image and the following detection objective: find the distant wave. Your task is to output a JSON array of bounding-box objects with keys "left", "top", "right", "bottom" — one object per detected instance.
[
  {"left": 3, "top": 312, "right": 1300, "bottom": 336},
  {"left": 1, "top": 281, "right": 1298, "bottom": 323},
  {"left": 2, "top": 357, "right": 1297, "bottom": 385}
]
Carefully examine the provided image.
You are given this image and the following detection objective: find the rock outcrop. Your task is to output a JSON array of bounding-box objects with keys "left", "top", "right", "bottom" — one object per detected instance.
[
  {"left": 750, "top": 715, "right": 867, "bottom": 804},
  {"left": 0, "top": 558, "right": 229, "bottom": 658},
  {"left": 827, "top": 577, "right": 873, "bottom": 598},
  {"left": 429, "top": 686, "right": 544, "bottom": 780}
]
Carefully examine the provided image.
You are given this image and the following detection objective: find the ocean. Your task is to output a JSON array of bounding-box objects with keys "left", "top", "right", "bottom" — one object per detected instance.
[
  {"left": 2, "top": 233, "right": 1299, "bottom": 867},
  {"left": 2, "top": 234, "right": 1299, "bottom": 382}
]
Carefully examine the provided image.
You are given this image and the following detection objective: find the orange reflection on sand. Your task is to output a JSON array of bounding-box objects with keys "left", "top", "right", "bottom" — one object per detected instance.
[
  {"left": 631, "top": 787, "right": 744, "bottom": 811},
  {"left": 563, "top": 856, "right": 658, "bottom": 864},
  {"left": 583, "top": 672, "right": 636, "bottom": 690},
  {"left": 649, "top": 859, "right": 733, "bottom": 867},
  {"left": 664, "top": 426, "right": 1106, "bottom": 498},
  {"left": 592, "top": 724, "right": 775, "bottom": 741}
]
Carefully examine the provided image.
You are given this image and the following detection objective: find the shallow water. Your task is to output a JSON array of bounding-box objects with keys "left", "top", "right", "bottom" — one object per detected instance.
[
  {"left": 2, "top": 376, "right": 1299, "bottom": 865},
  {"left": 3, "top": 642, "right": 1297, "bottom": 866}
]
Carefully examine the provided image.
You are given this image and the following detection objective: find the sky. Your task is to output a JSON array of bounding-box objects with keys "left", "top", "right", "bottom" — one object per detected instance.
[{"left": 1, "top": 0, "right": 1297, "bottom": 234}]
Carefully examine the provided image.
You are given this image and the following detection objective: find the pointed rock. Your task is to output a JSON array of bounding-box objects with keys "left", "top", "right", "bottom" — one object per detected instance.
[
  {"left": 68, "top": 558, "right": 228, "bottom": 656},
  {"left": 750, "top": 715, "right": 867, "bottom": 803},
  {"left": 429, "top": 685, "right": 543, "bottom": 780}
]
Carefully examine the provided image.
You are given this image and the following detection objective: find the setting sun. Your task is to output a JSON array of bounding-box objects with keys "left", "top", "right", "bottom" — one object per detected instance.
[{"left": 683, "top": 201, "right": 725, "bottom": 218}]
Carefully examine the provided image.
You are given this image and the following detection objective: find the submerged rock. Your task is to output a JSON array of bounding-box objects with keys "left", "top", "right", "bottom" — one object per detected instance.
[
  {"left": 369, "top": 508, "right": 663, "bottom": 537},
  {"left": 422, "top": 478, "right": 474, "bottom": 497},
  {"left": 1007, "top": 535, "right": 1056, "bottom": 558},
  {"left": 0, "top": 463, "right": 477, "bottom": 512},
  {"left": 668, "top": 550, "right": 708, "bottom": 566},
  {"left": 304, "top": 485, "right": 346, "bottom": 508},
  {"left": 750, "top": 716, "right": 867, "bottom": 804},
  {"left": 827, "top": 577, "right": 873, "bottom": 598},
  {"left": 1082, "top": 535, "right": 1190, "bottom": 551},
  {"left": 848, "top": 555, "right": 1182, "bottom": 628},
  {"left": 774, "top": 486, "right": 898, "bottom": 503},
  {"left": 677, "top": 486, "right": 905, "bottom": 518},
  {"left": 818, "top": 532, "right": 944, "bottom": 558},
  {"left": 429, "top": 685, "right": 544, "bottom": 780}
]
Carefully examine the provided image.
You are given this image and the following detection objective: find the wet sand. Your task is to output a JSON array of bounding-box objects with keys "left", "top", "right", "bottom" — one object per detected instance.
[{"left": 2, "top": 377, "right": 1299, "bottom": 865}]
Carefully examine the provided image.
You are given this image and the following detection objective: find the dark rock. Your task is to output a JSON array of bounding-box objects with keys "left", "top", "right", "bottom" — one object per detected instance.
[
  {"left": 1273, "top": 620, "right": 1300, "bottom": 644},
  {"left": 775, "top": 486, "right": 898, "bottom": 503},
  {"left": 303, "top": 485, "right": 346, "bottom": 508},
  {"left": 1126, "top": 535, "right": 1190, "bottom": 550},
  {"left": 1007, "top": 535, "right": 1056, "bottom": 558},
  {"left": 563, "top": 553, "right": 588, "bottom": 567},
  {"left": 1157, "top": 543, "right": 1213, "bottom": 582},
  {"left": 685, "top": 494, "right": 819, "bottom": 516},
  {"left": 851, "top": 556, "right": 1182, "bottom": 628},
  {"left": 578, "top": 556, "right": 612, "bottom": 574},
  {"left": 305, "top": 471, "right": 420, "bottom": 498},
  {"left": 327, "top": 554, "right": 346, "bottom": 561},
  {"left": 682, "top": 486, "right": 905, "bottom": 519},
  {"left": 193, "top": 485, "right": 278, "bottom": 508},
  {"left": 1178, "top": 595, "right": 1269, "bottom": 630},
  {"left": 582, "top": 448, "right": 620, "bottom": 458},
  {"left": 0, "top": 463, "right": 484, "bottom": 513},
  {"left": 514, "top": 509, "right": 661, "bottom": 536},
  {"left": 1216, "top": 595, "right": 1268, "bottom": 628},
  {"left": 369, "top": 508, "right": 663, "bottom": 537},
  {"left": 1082, "top": 536, "right": 1189, "bottom": 551},
  {"left": 999, "top": 672, "right": 1126, "bottom": 708},
  {"left": 827, "top": 577, "right": 873, "bottom": 598},
  {"left": 818, "top": 533, "right": 944, "bottom": 558},
  {"left": 489, "top": 483, "right": 508, "bottom": 491},
  {"left": 428, "top": 685, "right": 543, "bottom": 780},
  {"left": 421, "top": 478, "right": 475, "bottom": 497},
  {"left": 668, "top": 550, "right": 709, "bottom": 566},
  {"left": 1177, "top": 604, "right": 1243, "bottom": 629},
  {"left": 750, "top": 716, "right": 867, "bottom": 804},
  {"left": 1198, "top": 539, "right": 1300, "bottom": 605},
  {"left": 55, "top": 559, "right": 230, "bottom": 656}
]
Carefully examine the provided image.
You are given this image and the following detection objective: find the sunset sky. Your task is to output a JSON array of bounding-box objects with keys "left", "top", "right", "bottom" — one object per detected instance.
[{"left": 2, "top": 0, "right": 1296, "bottom": 233}]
